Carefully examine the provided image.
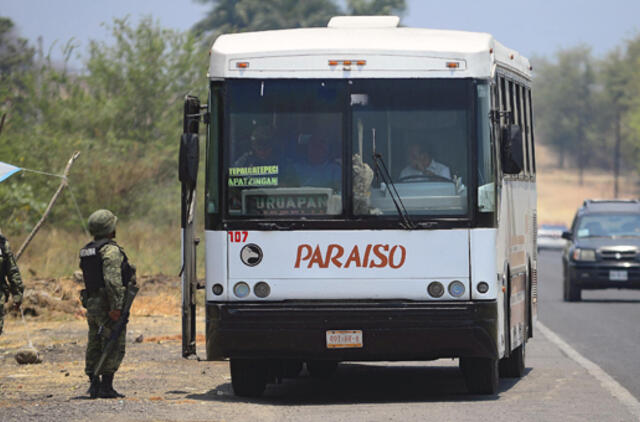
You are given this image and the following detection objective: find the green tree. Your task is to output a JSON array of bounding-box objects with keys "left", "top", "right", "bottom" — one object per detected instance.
[
  {"left": 346, "top": 0, "right": 406, "bottom": 15},
  {"left": 599, "top": 49, "right": 632, "bottom": 197},
  {"left": 70, "top": 17, "right": 207, "bottom": 221},
  {"left": 0, "top": 17, "right": 207, "bottom": 231},
  {"left": 193, "top": 0, "right": 406, "bottom": 41},
  {"left": 533, "top": 46, "right": 597, "bottom": 184},
  {"left": 624, "top": 35, "right": 640, "bottom": 174},
  {"left": 193, "top": 0, "right": 339, "bottom": 38}
]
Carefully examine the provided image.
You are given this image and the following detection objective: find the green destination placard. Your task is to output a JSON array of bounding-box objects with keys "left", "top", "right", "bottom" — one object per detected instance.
[{"left": 228, "top": 165, "right": 279, "bottom": 187}]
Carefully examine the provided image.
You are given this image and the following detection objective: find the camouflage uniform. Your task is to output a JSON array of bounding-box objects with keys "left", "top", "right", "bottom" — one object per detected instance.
[
  {"left": 84, "top": 242, "right": 128, "bottom": 377},
  {"left": 0, "top": 234, "right": 24, "bottom": 336},
  {"left": 80, "top": 209, "right": 135, "bottom": 398}
]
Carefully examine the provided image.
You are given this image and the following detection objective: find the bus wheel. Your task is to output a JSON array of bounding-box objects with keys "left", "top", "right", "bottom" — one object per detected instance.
[
  {"left": 282, "top": 360, "right": 304, "bottom": 378},
  {"left": 499, "top": 341, "right": 526, "bottom": 378},
  {"left": 306, "top": 360, "right": 338, "bottom": 378},
  {"left": 230, "top": 359, "right": 268, "bottom": 398},
  {"left": 460, "top": 357, "right": 499, "bottom": 395}
]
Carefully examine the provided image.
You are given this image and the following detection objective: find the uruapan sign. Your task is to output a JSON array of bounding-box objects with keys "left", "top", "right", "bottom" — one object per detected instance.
[{"left": 295, "top": 244, "right": 406, "bottom": 269}]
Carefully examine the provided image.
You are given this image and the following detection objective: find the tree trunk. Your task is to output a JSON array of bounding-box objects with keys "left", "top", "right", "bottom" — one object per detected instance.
[{"left": 16, "top": 152, "right": 80, "bottom": 261}]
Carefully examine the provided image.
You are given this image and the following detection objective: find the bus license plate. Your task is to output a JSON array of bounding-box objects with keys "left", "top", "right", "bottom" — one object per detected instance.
[
  {"left": 610, "top": 270, "right": 628, "bottom": 281},
  {"left": 326, "top": 330, "right": 363, "bottom": 349}
]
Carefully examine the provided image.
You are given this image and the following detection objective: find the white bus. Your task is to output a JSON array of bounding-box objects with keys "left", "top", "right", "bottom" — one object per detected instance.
[{"left": 179, "top": 16, "right": 538, "bottom": 397}]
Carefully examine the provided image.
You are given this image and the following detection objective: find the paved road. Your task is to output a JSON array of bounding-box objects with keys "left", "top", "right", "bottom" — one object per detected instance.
[
  {"left": 537, "top": 249, "right": 640, "bottom": 400},
  {"left": 3, "top": 252, "right": 640, "bottom": 421}
]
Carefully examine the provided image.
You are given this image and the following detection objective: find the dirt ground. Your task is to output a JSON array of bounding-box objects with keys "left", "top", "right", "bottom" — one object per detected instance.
[
  {"left": 0, "top": 314, "right": 273, "bottom": 422},
  {"left": 0, "top": 276, "right": 253, "bottom": 422}
]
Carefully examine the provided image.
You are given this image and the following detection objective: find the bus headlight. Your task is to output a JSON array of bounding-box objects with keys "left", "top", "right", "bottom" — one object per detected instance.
[
  {"left": 572, "top": 248, "right": 596, "bottom": 261},
  {"left": 476, "top": 282, "right": 489, "bottom": 294},
  {"left": 233, "top": 282, "right": 250, "bottom": 298},
  {"left": 254, "top": 282, "right": 271, "bottom": 298},
  {"left": 212, "top": 284, "right": 224, "bottom": 295},
  {"left": 427, "top": 281, "right": 445, "bottom": 298},
  {"left": 448, "top": 280, "right": 466, "bottom": 298}
]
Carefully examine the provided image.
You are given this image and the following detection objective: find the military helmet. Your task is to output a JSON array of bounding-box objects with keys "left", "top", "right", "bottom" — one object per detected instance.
[{"left": 88, "top": 209, "right": 117, "bottom": 238}]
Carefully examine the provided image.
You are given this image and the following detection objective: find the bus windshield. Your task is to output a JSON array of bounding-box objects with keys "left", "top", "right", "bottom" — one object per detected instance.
[
  {"left": 351, "top": 79, "right": 470, "bottom": 217},
  {"left": 223, "top": 79, "right": 478, "bottom": 219},
  {"left": 226, "top": 79, "right": 344, "bottom": 217}
]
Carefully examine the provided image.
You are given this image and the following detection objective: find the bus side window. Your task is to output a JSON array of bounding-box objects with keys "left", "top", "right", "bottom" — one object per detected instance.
[
  {"left": 516, "top": 84, "right": 530, "bottom": 176},
  {"left": 508, "top": 80, "right": 523, "bottom": 176},
  {"left": 528, "top": 88, "right": 536, "bottom": 174},
  {"left": 492, "top": 82, "right": 502, "bottom": 176},
  {"left": 500, "top": 77, "right": 508, "bottom": 127},
  {"left": 523, "top": 86, "right": 533, "bottom": 176}
]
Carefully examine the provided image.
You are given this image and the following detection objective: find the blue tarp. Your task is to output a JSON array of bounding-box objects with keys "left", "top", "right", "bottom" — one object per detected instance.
[{"left": 0, "top": 161, "right": 22, "bottom": 182}]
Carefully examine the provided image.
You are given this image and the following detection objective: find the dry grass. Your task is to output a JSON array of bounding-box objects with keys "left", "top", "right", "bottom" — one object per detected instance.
[
  {"left": 4, "top": 274, "right": 202, "bottom": 320},
  {"left": 12, "top": 220, "right": 196, "bottom": 280},
  {"left": 536, "top": 144, "right": 639, "bottom": 226}
]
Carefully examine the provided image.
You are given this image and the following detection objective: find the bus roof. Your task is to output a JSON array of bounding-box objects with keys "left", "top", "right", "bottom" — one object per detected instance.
[{"left": 209, "top": 16, "right": 531, "bottom": 80}]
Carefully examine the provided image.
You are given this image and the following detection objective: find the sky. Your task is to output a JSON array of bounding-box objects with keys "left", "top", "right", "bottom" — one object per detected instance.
[{"left": 1, "top": 0, "right": 639, "bottom": 70}]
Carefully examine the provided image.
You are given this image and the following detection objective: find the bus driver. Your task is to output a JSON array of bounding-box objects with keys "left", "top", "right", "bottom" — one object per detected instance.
[{"left": 399, "top": 142, "right": 451, "bottom": 180}]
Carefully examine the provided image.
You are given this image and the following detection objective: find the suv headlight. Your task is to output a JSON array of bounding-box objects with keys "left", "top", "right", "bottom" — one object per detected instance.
[{"left": 572, "top": 248, "right": 596, "bottom": 261}]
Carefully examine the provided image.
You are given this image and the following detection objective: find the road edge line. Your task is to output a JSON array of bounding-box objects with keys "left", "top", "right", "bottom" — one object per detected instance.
[{"left": 537, "top": 321, "right": 640, "bottom": 419}]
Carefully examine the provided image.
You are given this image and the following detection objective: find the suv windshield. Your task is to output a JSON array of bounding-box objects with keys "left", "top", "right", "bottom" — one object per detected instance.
[{"left": 576, "top": 214, "right": 640, "bottom": 238}]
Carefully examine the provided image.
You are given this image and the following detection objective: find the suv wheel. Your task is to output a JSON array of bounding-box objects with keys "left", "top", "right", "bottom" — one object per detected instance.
[{"left": 564, "top": 276, "right": 581, "bottom": 302}]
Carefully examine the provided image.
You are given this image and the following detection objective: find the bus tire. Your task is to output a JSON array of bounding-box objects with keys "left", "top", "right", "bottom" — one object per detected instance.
[
  {"left": 282, "top": 360, "right": 304, "bottom": 378},
  {"left": 230, "top": 359, "right": 268, "bottom": 398},
  {"left": 499, "top": 341, "right": 525, "bottom": 378},
  {"left": 306, "top": 360, "right": 338, "bottom": 378},
  {"left": 460, "top": 357, "right": 499, "bottom": 395}
]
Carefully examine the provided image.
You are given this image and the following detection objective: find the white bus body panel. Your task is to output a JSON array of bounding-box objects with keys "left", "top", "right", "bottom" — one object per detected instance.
[
  {"left": 205, "top": 231, "right": 228, "bottom": 302},
  {"left": 209, "top": 27, "right": 531, "bottom": 80},
  {"left": 496, "top": 178, "right": 537, "bottom": 352},
  {"left": 206, "top": 229, "right": 500, "bottom": 304}
]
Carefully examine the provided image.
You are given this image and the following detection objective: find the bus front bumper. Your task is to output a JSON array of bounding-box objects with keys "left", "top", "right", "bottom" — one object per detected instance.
[{"left": 205, "top": 301, "right": 499, "bottom": 361}]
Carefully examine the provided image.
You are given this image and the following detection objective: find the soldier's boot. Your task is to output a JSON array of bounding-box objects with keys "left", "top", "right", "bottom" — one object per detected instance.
[
  {"left": 98, "top": 373, "right": 125, "bottom": 398},
  {"left": 88, "top": 375, "right": 101, "bottom": 399}
]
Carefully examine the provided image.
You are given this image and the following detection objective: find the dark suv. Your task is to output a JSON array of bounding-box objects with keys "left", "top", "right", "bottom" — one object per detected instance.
[{"left": 562, "top": 199, "right": 640, "bottom": 301}]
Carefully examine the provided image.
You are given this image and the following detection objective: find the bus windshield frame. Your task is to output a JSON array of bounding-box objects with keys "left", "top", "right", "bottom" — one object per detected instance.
[{"left": 208, "top": 78, "right": 494, "bottom": 230}]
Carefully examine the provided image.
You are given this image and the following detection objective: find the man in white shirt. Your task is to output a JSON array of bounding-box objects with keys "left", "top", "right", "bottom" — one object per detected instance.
[{"left": 399, "top": 142, "right": 451, "bottom": 180}]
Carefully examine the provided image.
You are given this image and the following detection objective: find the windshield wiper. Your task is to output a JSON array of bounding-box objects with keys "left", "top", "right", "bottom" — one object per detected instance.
[
  {"left": 372, "top": 150, "right": 415, "bottom": 230},
  {"left": 257, "top": 222, "right": 292, "bottom": 230}
]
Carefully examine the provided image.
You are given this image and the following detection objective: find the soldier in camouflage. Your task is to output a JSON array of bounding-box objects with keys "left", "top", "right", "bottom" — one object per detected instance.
[
  {"left": 80, "top": 209, "right": 136, "bottom": 399},
  {"left": 0, "top": 230, "right": 24, "bottom": 337}
]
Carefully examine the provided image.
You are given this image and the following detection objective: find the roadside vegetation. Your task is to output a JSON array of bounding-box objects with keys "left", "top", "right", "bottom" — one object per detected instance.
[{"left": 1, "top": 0, "right": 639, "bottom": 281}]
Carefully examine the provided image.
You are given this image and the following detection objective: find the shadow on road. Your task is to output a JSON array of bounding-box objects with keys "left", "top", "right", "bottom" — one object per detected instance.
[
  {"left": 187, "top": 363, "right": 529, "bottom": 405},
  {"left": 578, "top": 298, "right": 640, "bottom": 304}
]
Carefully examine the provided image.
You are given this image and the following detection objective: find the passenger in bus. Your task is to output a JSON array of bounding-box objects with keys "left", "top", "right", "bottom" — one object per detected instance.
[
  {"left": 234, "top": 126, "right": 278, "bottom": 167},
  {"left": 293, "top": 133, "right": 341, "bottom": 191},
  {"left": 399, "top": 142, "right": 451, "bottom": 180}
]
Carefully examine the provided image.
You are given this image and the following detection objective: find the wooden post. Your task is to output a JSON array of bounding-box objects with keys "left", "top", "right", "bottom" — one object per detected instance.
[{"left": 15, "top": 152, "right": 80, "bottom": 261}]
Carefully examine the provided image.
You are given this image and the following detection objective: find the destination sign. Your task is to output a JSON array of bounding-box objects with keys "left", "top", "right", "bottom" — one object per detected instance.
[{"left": 244, "top": 192, "right": 330, "bottom": 216}]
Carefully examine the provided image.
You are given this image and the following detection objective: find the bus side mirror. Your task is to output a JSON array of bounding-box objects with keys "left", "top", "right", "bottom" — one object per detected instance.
[
  {"left": 179, "top": 96, "right": 201, "bottom": 188},
  {"left": 562, "top": 231, "right": 572, "bottom": 241},
  {"left": 501, "top": 125, "right": 523, "bottom": 175},
  {"left": 179, "top": 133, "right": 199, "bottom": 187}
]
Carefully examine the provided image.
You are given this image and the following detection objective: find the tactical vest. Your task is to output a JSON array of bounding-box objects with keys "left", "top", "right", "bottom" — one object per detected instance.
[{"left": 79, "top": 239, "right": 133, "bottom": 294}]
